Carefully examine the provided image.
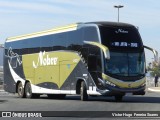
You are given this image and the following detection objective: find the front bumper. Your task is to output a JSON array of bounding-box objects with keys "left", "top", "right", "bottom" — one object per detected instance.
[{"left": 97, "top": 84, "right": 146, "bottom": 96}]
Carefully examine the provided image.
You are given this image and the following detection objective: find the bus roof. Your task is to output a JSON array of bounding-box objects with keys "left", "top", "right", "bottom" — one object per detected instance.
[
  {"left": 6, "top": 21, "right": 135, "bottom": 42},
  {"left": 85, "top": 21, "right": 135, "bottom": 27},
  {"left": 6, "top": 23, "right": 78, "bottom": 42}
]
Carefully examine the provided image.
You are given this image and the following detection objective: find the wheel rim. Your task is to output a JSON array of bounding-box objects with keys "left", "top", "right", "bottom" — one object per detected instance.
[
  {"left": 26, "top": 84, "right": 31, "bottom": 97},
  {"left": 80, "top": 84, "right": 83, "bottom": 96},
  {"left": 18, "top": 83, "right": 23, "bottom": 96},
  {"left": 80, "top": 86, "right": 83, "bottom": 94}
]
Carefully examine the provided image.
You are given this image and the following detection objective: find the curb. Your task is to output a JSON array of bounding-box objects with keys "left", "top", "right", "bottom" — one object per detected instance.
[
  {"left": 0, "top": 90, "right": 10, "bottom": 95},
  {"left": 148, "top": 87, "right": 160, "bottom": 92}
]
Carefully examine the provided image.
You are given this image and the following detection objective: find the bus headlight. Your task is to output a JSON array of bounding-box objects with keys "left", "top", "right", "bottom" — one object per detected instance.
[
  {"left": 106, "top": 80, "right": 116, "bottom": 87},
  {"left": 98, "top": 78, "right": 116, "bottom": 87},
  {"left": 141, "top": 83, "right": 146, "bottom": 87}
]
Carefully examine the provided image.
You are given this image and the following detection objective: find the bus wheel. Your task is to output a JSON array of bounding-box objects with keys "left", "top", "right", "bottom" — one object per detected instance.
[
  {"left": 115, "top": 95, "right": 123, "bottom": 102},
  {"left": 17, "top": 82, "right": 25, "bottom": 98},
  {"left": 25, "top": 82, "right": 32, "bottom": 98},
  {"left": 80, "top": 81, "right": 88, "bottom": 101},
  {"left": 25, "top": 82, "right": 40, "bottom": 99}
]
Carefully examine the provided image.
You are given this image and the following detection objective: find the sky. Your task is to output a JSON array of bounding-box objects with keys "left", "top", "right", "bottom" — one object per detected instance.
[{"left": 0, "top": 0, "right": 160, "bottom": 63}]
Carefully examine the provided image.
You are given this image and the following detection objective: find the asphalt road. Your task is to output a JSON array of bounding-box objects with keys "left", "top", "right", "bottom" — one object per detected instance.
[
  {"left": 1, "top": 92, "right": 160, "bottom": 111},
  {"left": 0, "top": 91, "right": 160, "bottom": 120}
]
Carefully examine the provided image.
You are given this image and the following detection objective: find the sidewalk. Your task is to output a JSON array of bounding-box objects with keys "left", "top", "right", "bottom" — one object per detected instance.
[
  {"left": 0, "top": 85, "right": 4, "bottom": 92},
  {"left": 0, "top": 85, "right": 11, "bottom": 95},
  {"left": 0, "top": 85, "right": 3, "bottom": 90},
  {"left": 148, "top": 87, "right": 160, "bottom": 92}
]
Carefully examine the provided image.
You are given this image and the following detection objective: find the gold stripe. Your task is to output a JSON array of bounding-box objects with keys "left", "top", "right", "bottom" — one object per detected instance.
[
  {"left": 7, "top": 23, "right": 78, "bottom": 41},
  {"left": 84, "top": 41, "right": 110, "bottom": 59},
  {"left": 102, "top": 73, "right": 146, "bottom": 88}
]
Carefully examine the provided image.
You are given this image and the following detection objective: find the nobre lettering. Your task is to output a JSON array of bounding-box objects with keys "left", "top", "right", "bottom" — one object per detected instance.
[
  {"left": 115, "top": 29, "right": 128, "bottom": 34},
  {"left": 33, "top": 51, "right": 58, "bottom": 68}
]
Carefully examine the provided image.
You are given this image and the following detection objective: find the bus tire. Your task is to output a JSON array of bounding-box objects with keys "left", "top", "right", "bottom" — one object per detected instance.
[
  {"left": 80, "top": 81, "right": 88, "bottom": 101},
  {"left": 115, "top": 95, "right": 123, "bottom": 102},
  {"left": 17, "top": 82, "right": 25, "bottom": 98},
  {"left": 25, "top": 82, "right": 32, "bottom": 98},
  {"left": 25, "top": 82, "right": 40, "bottom": 99}
]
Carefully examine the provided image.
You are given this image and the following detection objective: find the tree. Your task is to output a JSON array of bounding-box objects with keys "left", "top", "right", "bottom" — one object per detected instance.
[{"left": 149, "top": 61, "right": 160, "bottom": 77}]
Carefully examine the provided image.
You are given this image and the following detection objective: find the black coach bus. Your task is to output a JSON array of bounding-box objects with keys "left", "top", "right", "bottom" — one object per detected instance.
[{"left": 3, "top": 22, "right": 158, "bottom": 101}]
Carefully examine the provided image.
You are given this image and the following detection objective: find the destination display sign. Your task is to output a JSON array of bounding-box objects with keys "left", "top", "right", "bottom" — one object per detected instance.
[{"left": 110, "top": 42, "right": 138, "bottom": 48}]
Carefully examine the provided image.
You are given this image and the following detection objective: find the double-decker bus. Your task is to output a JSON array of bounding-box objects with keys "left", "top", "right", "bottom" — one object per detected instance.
[{"left": 3, "top": 22, "right": 158, "bottom": 101}]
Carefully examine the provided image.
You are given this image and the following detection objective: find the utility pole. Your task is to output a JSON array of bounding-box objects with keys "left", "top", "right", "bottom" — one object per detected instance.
[{"left": 114, "top": 5, "right": 124, "bottom": 22}]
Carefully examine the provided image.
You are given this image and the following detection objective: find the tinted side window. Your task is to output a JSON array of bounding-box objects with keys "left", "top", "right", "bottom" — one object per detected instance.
[
  {"left": 5, "top": 42, "right": 11, "bottom": 55},
  {"left": 84, "top": 27, "right": 99, "bottom": 42},
  {"left": 10, "top": 41, "right": 21, "bottom": 55},
  {"left": 28, "top": 37, "right": 41, "bottom": 54},
  {"left": 40, "top": 35, "right": 53, "bottom": 52},
  {"left": 20, "top": 40, "right": 29, "bottom": 55},
  {"left": 68, "top": 29, "right": 83, "bottom": 51},
  {"left": 5, "top": 40, "right": 29, "bottom": 55},
  {"left": 68, "top": 29, "right": 83, "bottom": 45},
  {"left": 52, "top": 32, "right": 67, "bottom": 50}
]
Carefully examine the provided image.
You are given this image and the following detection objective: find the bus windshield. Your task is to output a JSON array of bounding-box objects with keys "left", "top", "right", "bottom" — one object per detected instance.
[{"left": 105, "top": 52, "right": 145, "bottom": 76}]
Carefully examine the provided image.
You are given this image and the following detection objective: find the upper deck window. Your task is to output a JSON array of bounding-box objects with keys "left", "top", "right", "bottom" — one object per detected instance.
[
  {"left": 83, "top": 27, "right": 99, "bottom": 42},
  {"left": 99, "top": 26, "right": 143, "bottom": 51}
]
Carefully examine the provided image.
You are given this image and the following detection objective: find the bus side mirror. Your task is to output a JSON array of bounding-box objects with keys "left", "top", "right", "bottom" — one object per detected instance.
[
  {"left": 104, "top": 49, "right": 110, "bottom": 60},
  {"left": 144, "top": 45, "right": 158, "bottom": 63},
  {"left": 84, "top": 41, "right": 110, "bottom": 60}
]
